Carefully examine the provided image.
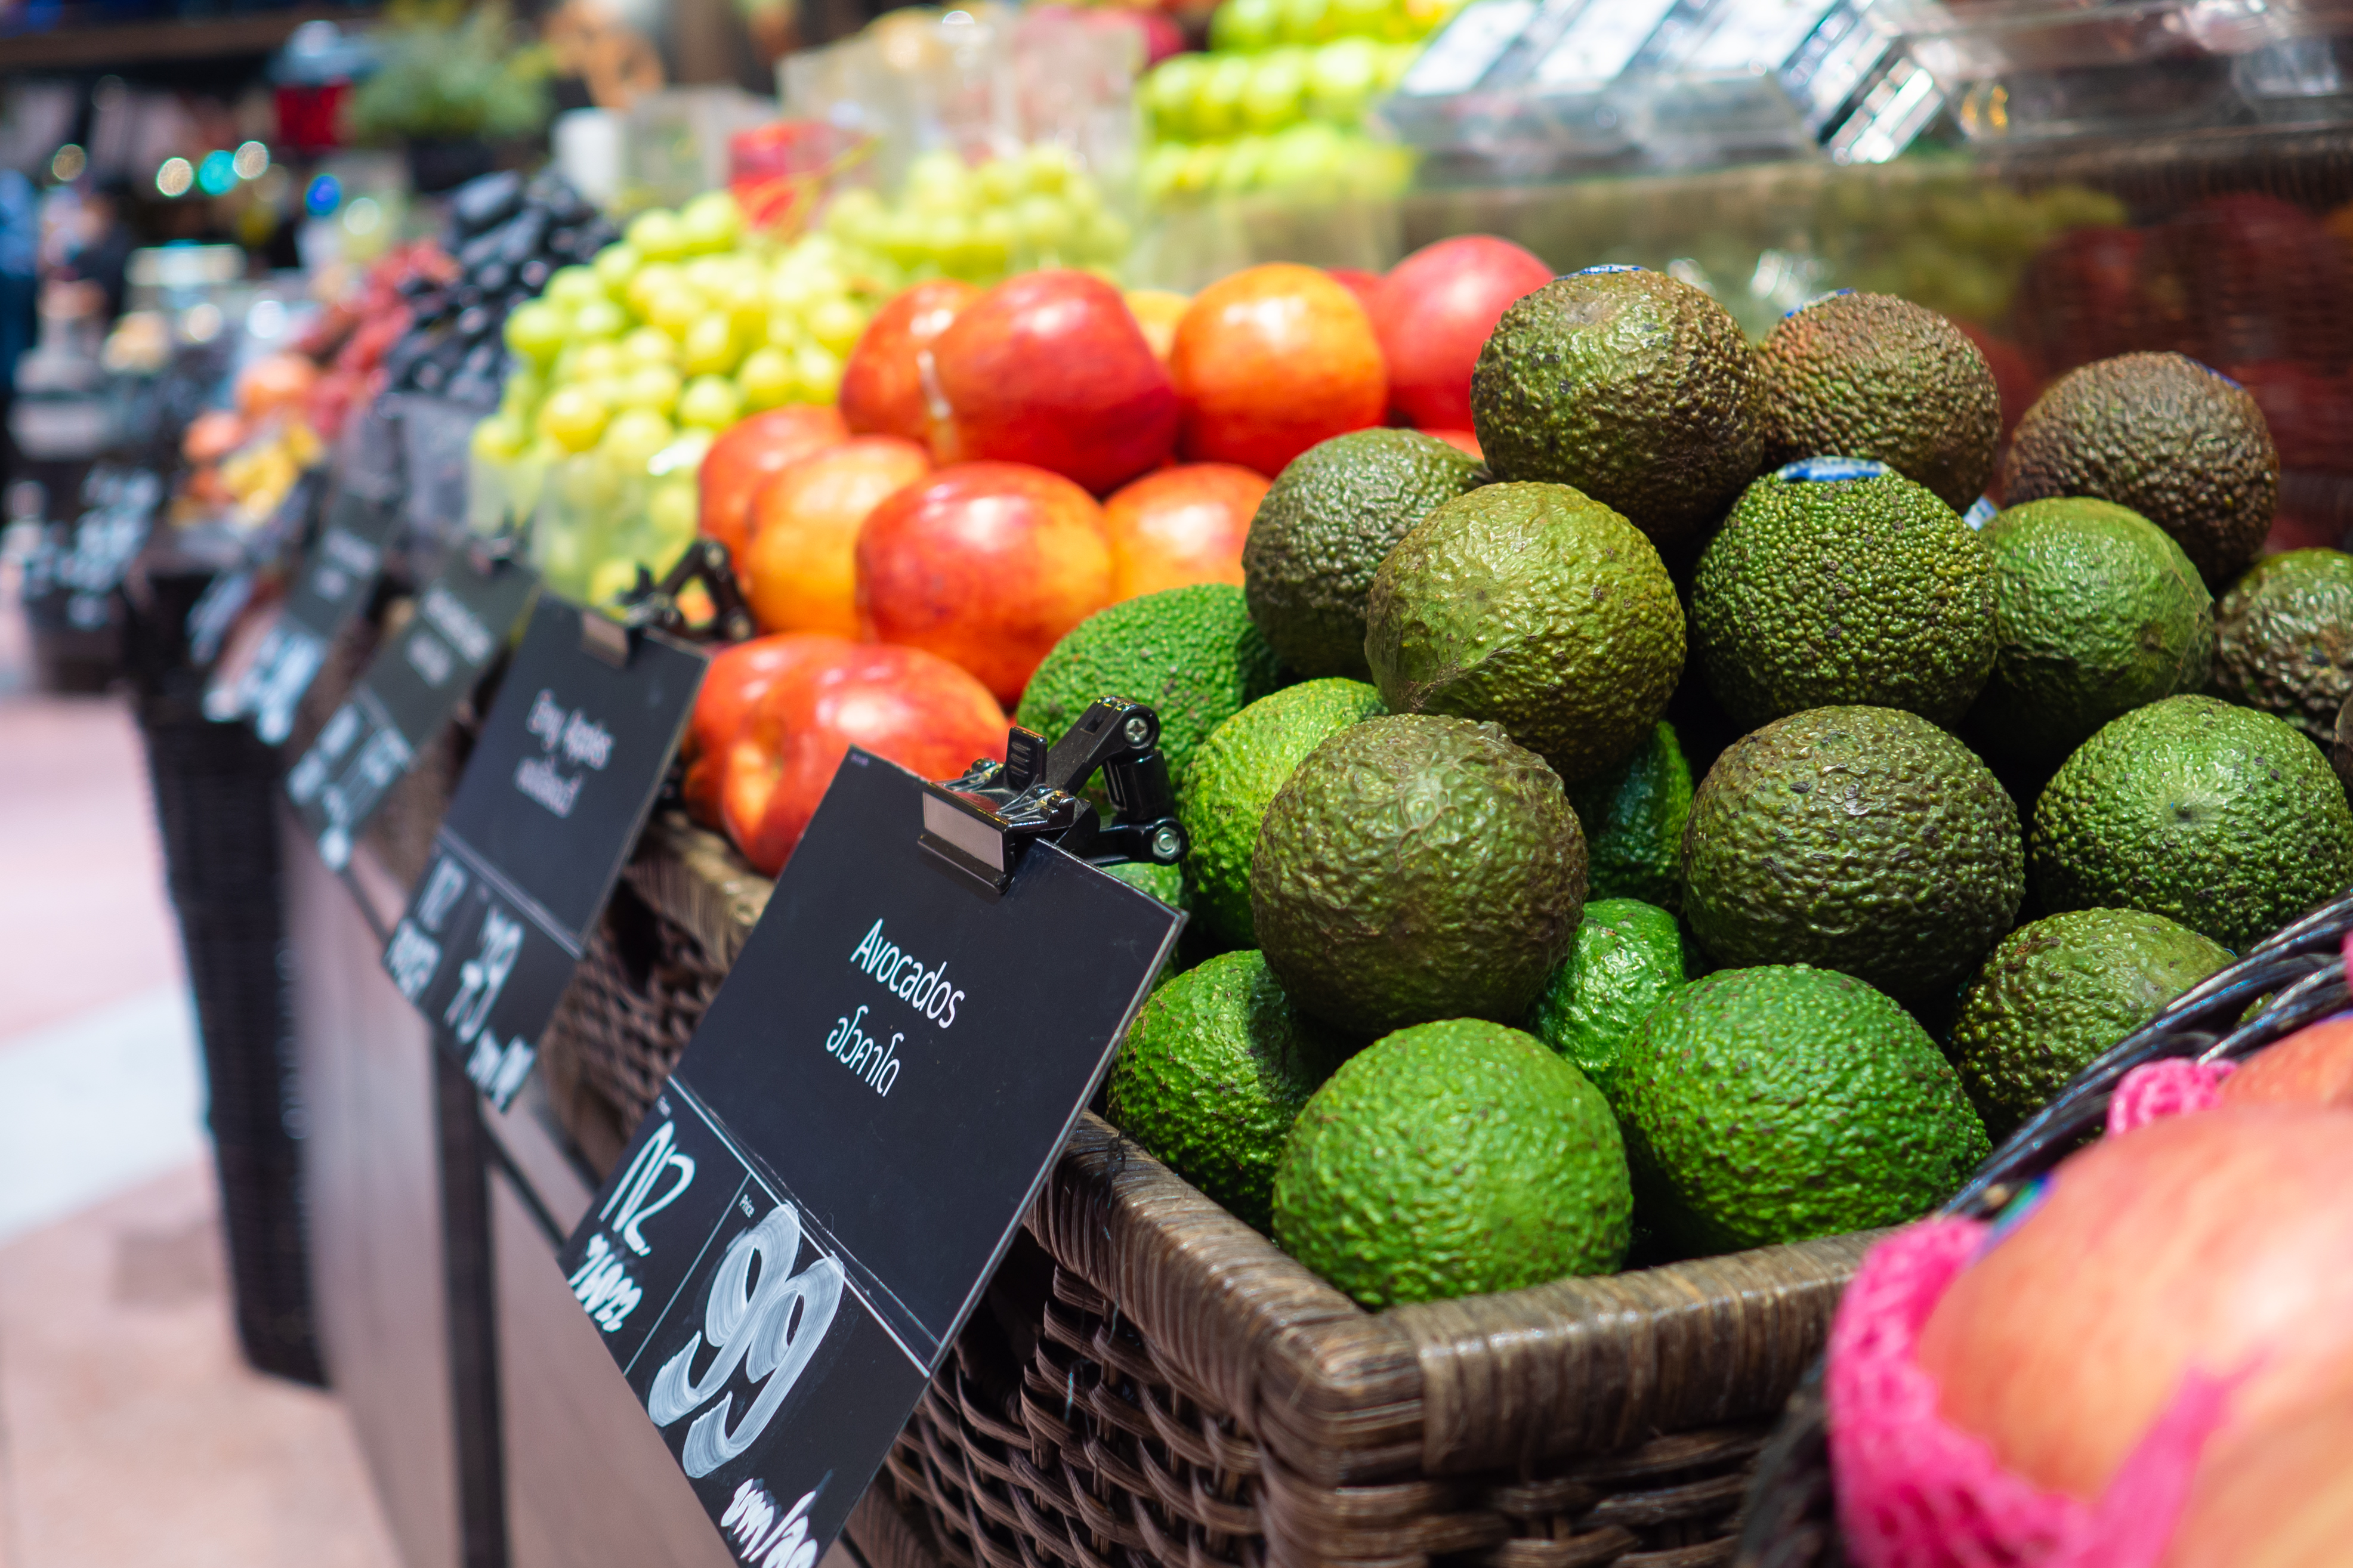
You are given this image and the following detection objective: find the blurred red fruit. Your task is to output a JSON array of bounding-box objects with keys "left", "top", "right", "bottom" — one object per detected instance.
[
  {"left": 1371, "top": 235, "right": 1552, "bottom": 431},
  {"left": 698, "top": 406, "right": 850, "bottom": 564},
  {"left": 838, "top": 279, "right": 980, "bottom": 445},
  {"left": 682, "top": 633, "right": 855, "bottom": 826},
  {"left": 1171, "top": 263, "right": 1387, "bottom": 476},
  {"left": 1103, "top": 462, "right": 1270, "bottom": 599}
]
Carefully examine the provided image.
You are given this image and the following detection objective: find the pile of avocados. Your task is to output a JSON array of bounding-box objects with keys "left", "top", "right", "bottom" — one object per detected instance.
[{"left": 1033, "top": 268, "right": 2353, "bottom": 1312}]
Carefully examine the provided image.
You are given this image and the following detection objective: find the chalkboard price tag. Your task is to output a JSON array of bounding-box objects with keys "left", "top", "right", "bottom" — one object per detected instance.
[
  {"left": 557, "top": 749, "right": 1181, "bottom": 1566},
  {"left": 286, "top": 546, "right": 540, "bottom": 872},
  {"left": 381, "top": 595, "right": 707, "bottom": 1108},
  {"left": 209, "top": 488, "right": 398, "bottom": 744}
]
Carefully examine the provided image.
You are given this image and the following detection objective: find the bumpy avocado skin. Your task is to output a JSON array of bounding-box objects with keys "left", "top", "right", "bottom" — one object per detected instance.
[
  {"left": 2213, "top": 548, "right": 2353, "bottom": 745},
  {"left": 2030, "top": 694, "right": 2353, "bottom": 949},
  {"left": 1242, "top": 429, "right": 1486, "bottom": 681},
  {"left": 1613, "top": 965, "right": 1990, "bottom": 1254},
  {"left": 1969, "top": 497, "right": 2215, "bottom": 766},
  {"left": 1951, "top": 908, "right": 2231, "bottom": 1137},
  {"left": 1018, "top": 583, "right": 1284, "bottom": 791},
  {"left": 1997, "top": 352, "right": 2278, "bottom": 587},
  {"left": 1177, "top": 678, "right": 1385, "bottom": 948},
  {"left": 1273, "top": 1018, "right": 1630, "bottom": 1308},
  {"left": 1107, "top": 949, "right": 1354, "bottom": 1233},
  {"left": 1757, "top": 291, "right": 2002, "bottom": 511},
  {"left": 1364, "top": 481, "right": 1686, "bottom": 783},
  {"left": 1469, "top": 268, "right": 1764, "bottom": 555},
  {"left": 1567, "top": 721, "right": 1694, "bottom": 910},
  {"left": 1691, "top": 471, "right": 1997, "bottom": 729},
  {"left": 1252, "top": 714, "right": 1587, "bottom": 1036},
  {"left": 1526, "top": 897, "right": 1691, "bottom": 1095},
  {"left": 1681, "top": 705, "right": 2024, "bottom": 1002}
]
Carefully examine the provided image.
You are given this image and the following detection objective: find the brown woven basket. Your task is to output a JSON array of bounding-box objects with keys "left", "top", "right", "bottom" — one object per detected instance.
[{"left": 544, "top": 814, "right": 1883, "bottom": 1568}]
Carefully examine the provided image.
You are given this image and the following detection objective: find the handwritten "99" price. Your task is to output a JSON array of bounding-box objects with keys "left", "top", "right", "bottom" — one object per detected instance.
[{"left": 647, "top": 1202, "right": 844, "bottom": 1478}]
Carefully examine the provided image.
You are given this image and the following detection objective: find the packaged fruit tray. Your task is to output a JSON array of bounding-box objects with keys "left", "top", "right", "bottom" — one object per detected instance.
[
  {"left": 1730, "top": 885, "right": 2353, "bottom": 1568},
  {"left": 539, "top": 811, "right": 1878, "bottom": 1568}
]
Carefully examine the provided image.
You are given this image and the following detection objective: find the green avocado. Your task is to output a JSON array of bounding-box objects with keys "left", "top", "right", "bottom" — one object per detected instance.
[
  {"left": 1691, "top": 462, "right": 1997, "bottom": 729},
  {"left": 1176, "top": 678, "right": 1385, "bottom": 948},
  {"left": 1241, "top": 429, "right": 1485, "bottom": 681},
  {"left": 1251, "top": 714, "right": 1586, "bottom": 1036},
  {"left": 1526, "top": 898, "right": 1691, "bottom": 1094},
  {"left": 1756, "top": 290, "right": 2002, "bottom": 511},
  {"left": 2030, "top": 694, "right": 2353, "bottom": 949},
  {"left": 1272, "top": 1018, "right": 1631, "bottom": 1308},
  {"left": 1951, "top": 908, "right": 2232, "bottom": 1136},
  {"left": 1017, "top": 583, "right": 1283, "bottom": 793},
  {"left": 1469, "top": 266, "right": 1764, "bottom": 558},
  {"left": 1106, "top": 949, "right": 1353, "bottom": 1232},
  {"left": 1613, "top": 965, "right": 1990, "bottom": 1254},
  {"left": 1997, "top": 352, "right": 2278, "bottom": 587},
  {"left": 1968, "top": 496, "right": 2214, "bottom": 766},
  {"left": 1364, "top": 481, "right": 1686, "bottom": 783},
  {"left": 1567, "top": 720, "right": 1694, "bottom": 910},
  {"left": 2212, "top": 548, "right": 2353, "bottom": 746},
  {"left": 1681, "top": 705, "right": 2024, "bottom": 1002}
]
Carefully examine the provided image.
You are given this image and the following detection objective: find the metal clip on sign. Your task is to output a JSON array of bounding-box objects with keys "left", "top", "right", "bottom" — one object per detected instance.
[
  {"left": 583, "top": 539, "right": 758, "bottom": 667},
  {"left": 919, "top": 697, "right": 1189, "bottom": 898}
]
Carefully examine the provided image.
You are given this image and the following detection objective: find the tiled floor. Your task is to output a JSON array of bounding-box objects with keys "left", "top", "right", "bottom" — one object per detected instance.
[{"left": 0, "top": 583, "right": 406, "bottom": 1568}]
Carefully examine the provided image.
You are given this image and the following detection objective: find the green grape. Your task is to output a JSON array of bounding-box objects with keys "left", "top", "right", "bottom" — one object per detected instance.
[
  {"left": 1213, "top": 0, "right": 1280, "bottom": 52},
  {"left": 1259, "top": 120, "right": 1347, "bottom": 188},
  {"left": 591, "top": 243, "right": 641, "bottom": 292},
  {"left": 878, "top": 208, "right": 930, "bottom": 266},
  {"left": 471, "top": 413, "right": 529, "bottom": 463},
  {"left": 1018, "top": 143, "right": 1076, "bottom": 195},
  {"left": 570, "top": 298, "right": 629, "bottom": 341},
  {"left": 1142, "top": 143, "right": 1191, "bottom": 202},
  {"left": 580, "top": 374, "right": 630, "bottom": 415},
  {"left": 967, "top": 209, "right": 1016, "bottom": 278},
  {"left": 646, "top": 286, "right": 707, "bottom": 340},
  {"left": 823, "top": 188, "right": 886, "bottom": 246},
  {"left": 1014, "top": 194, "right": 1076, "bottom": 258},
  {"left": 1176, "top": 141, "right": 1230, "bottom": 193},
  {"left": 1197, "top": 55, "right": 1255, "bottom": 139},
  {"left": 793, "top": 343, "right": 844, "bottom": 402},
  {"left": 919, "top": 211, "right": 972, "bottom": 270},
  {"left": 1308, "top": 37, "right": 1382, "bottom": 120},
  {"left": 625, "top": 262, "right": 688, "bottom": 321},
  {"left": 1217, "top": 135, "right": 1272, "bottom": 193},
  {"left": 680, "top": 313, "right": 742, "bottom": 378},
  {"left": 625, "top": 209, "right": 687, "bottom": 262},
  {"left": 1328, "top": 0, "right": 1388, "bottom": 38},
  {"left": 765, "top": 309, "right": 810, "bottom": 351},
  {"left": 678, "top": 190, "right": 741, "bottom": 254},
  {"left": 736, "top": 346, "right": 796, "bottom": 410},
  {"left": 545, "top": 266, "right": 607, "bottom": 310},
  {"left": 677, "top": 374, "right": 744, "bottom": 429},
  {"left": 620, "top": 326, "right": 679, "bottom": 367},
  {"left": 617, "top": 364, "right": 683, "bottom": 413},
  {"left": 585, "top": 555, "right": 641, "bottom": 610},
  {"left": 1279, "top": 0, "right": 1332, "bottom": 44},
  {"left": 1378, "top": 39, "right": 1422, "bottom": 88},
  {"left": 1146, "top": 55, "right": 1208, "bottom": 139},
  {"left": 806, "top": 296, "right": 868, "bottom": 355},
  {"left": 1082, "top": 208, "right": 1132, "bottom": 261},
  {"left": 906, "top": 149, "right": 971, "bottom": 209},
  {"left": 504, "top": 299, "right": 570, "bottom": 365},
  {"left": 601, "top": 407, "right": 677, "bottom": 470},
  {"left": 1242, "top": 48, "right": 1310, "bottom": 132},
  {"left": 573, "top": 341, "right": 626, "bottom": 382},
  {"left": 499, "top": 366, "right": 544, "bottom": 416}
]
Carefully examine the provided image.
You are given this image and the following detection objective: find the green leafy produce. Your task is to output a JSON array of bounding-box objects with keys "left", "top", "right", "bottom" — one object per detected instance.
[
  {"left": 1252, "top": 714, "right": 1585, "bottom": 1035},
  {"left": 1756, "top": 290, "right": 2001, "bottom": 511},
  {"left": 1691, "top": 462, "right": 1996, "bottom": 729},
  {"left": 1526, "top": 898, "right": 1691, "bottom": 1094},
  {"left": 1178, "top": 678, "right": 1384, "bottom": 947},
  {"left": 1273, "top": 1018, "right": 1630, "bottom": 1307},
  {"left": 1681, "top": 706, "right": 2023, "bottom": 1002},
  {"left": 1243, "top": 429, "right": 1484, "bottom": 681},
  {"left": 2212, "top": 548, "right": 2353, "bottom": 745},
  {"left": 1613, "top": 965, "right": 1990, "bottom": 1252},
  {"left": 1364, "top": 481, "right": 1685, "bottom": 783},
  {"left": 1018, "top": 583, "right": 1284, "bottom": 793},
  {"left": 1107, "top": 950, "right": 1352, "bottom": 1231},
  {"left": 1997, "top": 352, "right": 2278, "bottom": 587},
  {"left": 346, "top": 0, "right": 554, "bottom": 145},
  {"left": 1567, "top": 722, "right": 1693, "bottom": 910},
  {"left": 2030, "top": 695, "right": 2353, "bottom": 949},
  {"left": 1470, "top": 267, "right": 1764, "bottom": 557},
  {"left": 1968, "top": 497, "right": 2214, "bottom": 766},
  {"left": 1952, "top": 909, "right": 2232, "bottom": 1136}
]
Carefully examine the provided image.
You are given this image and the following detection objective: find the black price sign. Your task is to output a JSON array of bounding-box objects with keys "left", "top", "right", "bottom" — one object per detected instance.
[
  {"left": 211, "top": 489, "right": 398, "bottom": 744},
  {"left": 381, "top": 596, "right": 706, "bottom": 1107},
  {"left": 286, "top": 548, "right": 539, "bottom": 872},
  {"left": 556, "top": 750, "right": 1181, "bottom": 1567}
]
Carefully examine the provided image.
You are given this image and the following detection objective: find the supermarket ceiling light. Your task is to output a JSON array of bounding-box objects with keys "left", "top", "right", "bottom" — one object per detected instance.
[
  {"left": 156, "top": 157, "right": 194, "bottom": 197},
  {"left": 233, "top": 140, "right": 270, "bottom": 180},
  {"left": 49, "top": 143, "right": 84, "bottom": 182},
  {"left": 196, "top": 150, "right": 237, "bottom": 196}
]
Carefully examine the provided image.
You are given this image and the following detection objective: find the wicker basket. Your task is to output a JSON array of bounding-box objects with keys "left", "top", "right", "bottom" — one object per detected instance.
[
  {"left": 543, "top": 814, "right": 1888, "bottom": 1568},
  {"left": 1731, "top": 887, "right": 2353, "bottom": 1568}
]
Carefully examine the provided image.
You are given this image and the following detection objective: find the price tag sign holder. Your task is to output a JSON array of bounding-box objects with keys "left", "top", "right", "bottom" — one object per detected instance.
[
  {"left": 208, "top": 485, "right": 399, "bottom": 744},
  {"left": 286, "top": 537, "right": 540, "bottom": 873},
  {"left": 557, "top": 701, "right": 1187, "bottom": 1568},
  {"left": 381, "top": 593, "right": 708, "bottom": 1108}
]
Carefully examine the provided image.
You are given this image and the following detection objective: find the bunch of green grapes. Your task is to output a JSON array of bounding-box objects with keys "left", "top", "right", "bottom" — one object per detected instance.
[
  {"left": 470, "top": 189, "right": 882, "bottom": 604},
  {"left": 817, "top": 144, "right": 1134, "bottom": 287},
  {"left": 1138, "top": 0, "right": 1450, "bottom": 202}
]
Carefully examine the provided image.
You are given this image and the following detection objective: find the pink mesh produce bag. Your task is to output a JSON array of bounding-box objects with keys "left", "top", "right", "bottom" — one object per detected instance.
[{"left": 1824, "top": 1058, "right": 2245, "bottom": 1568}]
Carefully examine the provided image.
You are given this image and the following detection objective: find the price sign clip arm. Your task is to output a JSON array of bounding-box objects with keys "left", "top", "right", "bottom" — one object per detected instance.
[{"left": 918, "top": 697, "right": 1187, "bottom": 897}]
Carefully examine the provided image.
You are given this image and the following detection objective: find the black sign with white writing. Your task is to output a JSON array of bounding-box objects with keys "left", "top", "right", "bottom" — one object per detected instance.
[
  {"left": 210, "top": 488, "right": 396, "bottom": 744},
  {"left": 556, "top": 749, "right": 1181, "bottom": 1567},
  {"left": 286, "top": 548, "right": 539, "bottom": 873},
  {"left": 381, "top": 595, "right": 706, "bottom": 1107}
]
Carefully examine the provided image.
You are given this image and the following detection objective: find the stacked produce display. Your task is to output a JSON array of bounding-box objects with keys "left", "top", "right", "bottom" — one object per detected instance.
[{"left": 665, "top": 236, "right": 2353, "bottom": 1340}]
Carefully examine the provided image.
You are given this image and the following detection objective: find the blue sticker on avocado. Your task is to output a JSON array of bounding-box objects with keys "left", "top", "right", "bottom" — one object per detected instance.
[
  {"left": 1783, "top": 287, "right": 1856, "bottom": 318},
  {"left": 1962, "top": 495, "right": 1997, "bottom": 530},
  {"left": 2192, "top": 359, "right": 2243, "bottom": 390},
  {"left": 1775, "top": 456, "right": 1891, "bottom": 483},
  {"left": 1566, "top": 264, "right": 1644, "bottom": 277}
]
